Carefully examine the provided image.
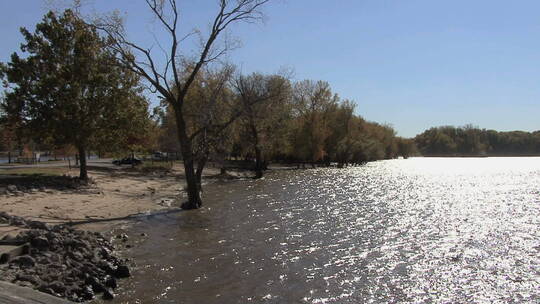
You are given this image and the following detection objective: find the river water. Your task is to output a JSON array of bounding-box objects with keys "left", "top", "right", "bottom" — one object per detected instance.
[{"left": 111, "top": 157, "right": 540, "bottom": 303}]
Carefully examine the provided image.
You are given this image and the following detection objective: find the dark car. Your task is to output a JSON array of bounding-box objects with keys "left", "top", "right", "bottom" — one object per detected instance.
[
  {"left": 151, "top": 152, "right": 166, "bottom": 160},
  {"left": 112, "top": 157, "right": 142, "bottom": 166}
]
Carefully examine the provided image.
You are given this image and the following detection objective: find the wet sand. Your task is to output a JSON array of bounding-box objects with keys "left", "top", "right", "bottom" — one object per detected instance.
[{"left": 0, "top": 164, "right": 239, "bottom": 235}]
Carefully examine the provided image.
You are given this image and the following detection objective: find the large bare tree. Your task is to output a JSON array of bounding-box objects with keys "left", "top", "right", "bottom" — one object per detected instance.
[{"left": 95, "top": 0, "right": 270, "bottom": 209}]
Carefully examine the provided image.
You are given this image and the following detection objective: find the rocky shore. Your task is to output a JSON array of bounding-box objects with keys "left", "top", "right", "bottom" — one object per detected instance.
[
  {"left": 0, "top": 212, "right": 130, "bottom": 302},
  {"left": 0, "top": 175, "right": 91, "bottom": 196}
]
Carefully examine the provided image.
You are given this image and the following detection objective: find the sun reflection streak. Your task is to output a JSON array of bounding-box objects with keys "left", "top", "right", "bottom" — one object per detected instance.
[{"left": 113, "top": 157, "right": 540, "bottom": 304}]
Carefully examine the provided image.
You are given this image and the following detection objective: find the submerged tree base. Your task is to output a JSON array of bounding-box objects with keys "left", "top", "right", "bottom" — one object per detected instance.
[{"left": 180, "top": 201, "right": 202, "bottom": 210}]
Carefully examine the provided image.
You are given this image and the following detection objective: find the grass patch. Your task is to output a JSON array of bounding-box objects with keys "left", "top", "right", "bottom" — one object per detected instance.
[
  {"left": 139, "top": 161, "right": 173, "bottom": 173},
  {"left": 0, "top": 172, "right": 89, "bottom": 191},
  {"left": 0, "top": 167, "right": 72, "bottom": 177}
]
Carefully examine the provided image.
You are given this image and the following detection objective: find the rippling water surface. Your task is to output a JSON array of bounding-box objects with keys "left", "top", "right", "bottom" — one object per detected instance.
[{"left": 111, "top": 158, "right": 540, "bottom": 303}]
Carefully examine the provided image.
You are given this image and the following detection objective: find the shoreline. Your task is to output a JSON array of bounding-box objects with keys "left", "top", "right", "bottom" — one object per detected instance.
[{"left": 0, "top": 163, "right": 252, "bottom": 302}]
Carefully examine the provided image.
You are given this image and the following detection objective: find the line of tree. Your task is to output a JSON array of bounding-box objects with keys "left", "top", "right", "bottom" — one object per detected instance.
[
  {"left": 415, "top": 125, "right": 540, "bottom": 156},
  {"left": 153, "top": 70, "right": 418, "bottom": 176}
]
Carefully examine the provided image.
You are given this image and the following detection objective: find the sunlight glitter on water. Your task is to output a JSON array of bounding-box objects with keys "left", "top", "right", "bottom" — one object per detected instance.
[{"left": 110, "top": 157, "right": 540, "bottom": 304}]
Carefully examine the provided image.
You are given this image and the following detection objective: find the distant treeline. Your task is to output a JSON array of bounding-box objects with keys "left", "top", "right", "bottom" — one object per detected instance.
[{"left": 415, "top": 125, "right": 540, "bottom": 156}]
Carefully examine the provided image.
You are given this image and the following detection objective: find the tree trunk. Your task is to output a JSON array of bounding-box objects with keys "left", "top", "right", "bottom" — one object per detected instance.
[
  {"left": 195, "top": 155, "right": 208, "bottom": 187},
  {"left": 254, "top": 145, "right": 263, "bottom": 179},
  {"left": 249, "top": 122, "right": 264, "bottom": 179},
  {"left": 78, "top": 146, "right": 88, "bottom": 181},
  {"left": 173, "top": 105, "right": 202, "bottom": 209}
]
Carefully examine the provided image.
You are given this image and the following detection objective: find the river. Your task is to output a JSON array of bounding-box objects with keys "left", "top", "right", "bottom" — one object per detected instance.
[{"left": 110, "top": 157, "right": 540, "bottom": 303}]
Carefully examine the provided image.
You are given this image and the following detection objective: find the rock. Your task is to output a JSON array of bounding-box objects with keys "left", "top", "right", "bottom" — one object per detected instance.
[
  {"left": 77, "top": 285, "right": 95, "bottom": 301},
  {"left": 7, "top": 185, "right": 17, "bottom": 192},
  {"left": 22, "top": 244, "right": 30, "bottom": 255},
  {"left": 1, "top": 233, "right": 15, "bottom": 241},
  {"left": 98, "top": 247, "right": 111, "bottom": 259},
  {"left": 48, "top": 281, "right": 67, "bottom": 294},
  {"left": 28, "top": 221, "right": 49, "bottom": 230},
  {"left": 0, "top": 253, "right": 10, "bottom": 264},
  {"left": 102, "top": 288, "right": 115, "bottom": 300},
  {"left": 18, "top": 281, "right": 35, "bottom": 288},
  {"left": 104, "top": 276, "right": 117, "bottom": 289},
  {"left": 10, "top": 217, "right": 27, "bottom": 226},
  {"left": 86, "top": 276, "right": 105, "bottom": 293},
  {"left": 37, "top": 284, "right": 55, "bottom": 296},
  {"left": 16, "top": 274, "right": 40, "bottom": 285},
  {"left": 31, "top": 236, "right": 50, "bottom": 250},
  {"left": 67, "top": 293, "right": 80, "bottom": 302},
  {"left": 114, "top": 265, "right": 130, "bottom": 278},
  {"left": 68, "top": 251, "right": 84, "bottom": 262},
  {"left": 97, "top": 260, "right": 117, "bottom": 275},
  {"left": 116, "top": 234, "right": 129, "bottom": 242},
  {"left": 10, "top": 255, "right": 36, "bottom": 267}
]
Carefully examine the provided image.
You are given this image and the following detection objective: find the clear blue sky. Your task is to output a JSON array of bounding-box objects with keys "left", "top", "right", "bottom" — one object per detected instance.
[{"left": 1, "top": 0, "right": 539, "bottom": 137}]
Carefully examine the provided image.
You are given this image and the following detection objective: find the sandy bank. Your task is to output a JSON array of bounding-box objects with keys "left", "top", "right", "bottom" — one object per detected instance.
[{"left": 0, "top": 165, "right": 234, "bottom": 233}]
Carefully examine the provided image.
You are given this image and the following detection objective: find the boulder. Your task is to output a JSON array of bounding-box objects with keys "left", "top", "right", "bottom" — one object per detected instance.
[
  {"left": 102, "top": 288, "right": 115, "bottom": 300},
  {"left": 28, "top": 221, "right": 49, "bottom": 230},
  {"left": 114, "top": 265, "right": 130, "bottom": 278},
  {"left": 48, "top": 281, "right": 67, "bottom": 294},
  {"left": 86, "top": 276, "right": 105, "bottom": 293},
  {"left": 10, "top": 255, "right": 36, "bottom": 267},
  {"left": 104, "top": 276, "right": 117, "bottom": 289},
  {"left": 10, "top": 217, "right": 27, "bottom": 226},
  {"left": 31, "top": 236, "right": 50, "bottom": 250},
  {"left": 77, "top": 285, "right": 95, "bottom": 301},
  {"left": 15, "top": 274, "right": 40, "bottom": 285}
]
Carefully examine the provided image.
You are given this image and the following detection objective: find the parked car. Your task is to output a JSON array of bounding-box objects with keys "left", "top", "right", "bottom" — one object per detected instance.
[
  {"left": 112, "top": 157, "right": 142, "bottom": 166},
  {"left": 151, "top": 152, "right": 167, "bottom": 160}
]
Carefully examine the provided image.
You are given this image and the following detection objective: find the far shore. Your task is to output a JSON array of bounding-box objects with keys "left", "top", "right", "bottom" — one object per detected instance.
[{"left": 419, "top": 154, "right": 540, "bottom": 158}]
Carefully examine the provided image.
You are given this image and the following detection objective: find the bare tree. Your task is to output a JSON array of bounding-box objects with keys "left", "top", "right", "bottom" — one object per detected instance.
[
  {"left": 94, "top": 0, "right": 270, "bottom": 209},
  {"left": 233, "top": 73, "right": 291, "bottom": 178}
]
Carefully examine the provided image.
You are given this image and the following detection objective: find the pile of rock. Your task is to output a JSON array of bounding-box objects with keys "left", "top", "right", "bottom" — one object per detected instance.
[
  {"left": 0, "top": 184, "right": 23, "bottom": 195},
  {"left": 0, "top": 175, "right": 92, "bottom": 196},
  {"left": 0, "top": 212, "right": 130, "bottom": 302}
]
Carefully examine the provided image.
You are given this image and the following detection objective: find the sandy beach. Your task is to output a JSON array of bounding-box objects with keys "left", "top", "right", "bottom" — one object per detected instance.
[{"left": 0, "top": 163, "right": 234, "bottom": 235}]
